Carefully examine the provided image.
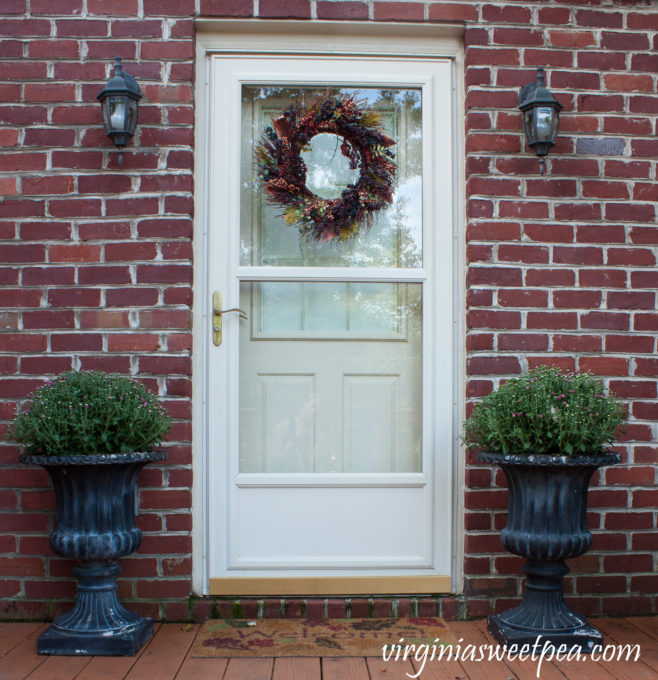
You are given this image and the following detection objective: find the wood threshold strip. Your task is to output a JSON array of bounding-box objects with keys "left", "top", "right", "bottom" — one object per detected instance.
[{"left": 209, "top": 575, "right": 452, "bottom": 596}]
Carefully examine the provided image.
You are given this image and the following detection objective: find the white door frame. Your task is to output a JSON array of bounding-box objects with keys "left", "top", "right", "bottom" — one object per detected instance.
[{"left": 192, "top": 20, "right": 466, "bottom": 597}]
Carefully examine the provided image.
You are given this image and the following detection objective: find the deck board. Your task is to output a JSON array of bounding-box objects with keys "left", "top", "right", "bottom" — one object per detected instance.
[
  {"left": 0, "top": 617, "right": 654, "bottom": 680},
  {"left": 271, "top": 657, "right": 321, "bottom": 680},
  {"left": 223, "top": 657, "right": 274, "bottom": 680},
  {"left": 124, "top": 623, "right": 198, "bottom": 680},
  {"left": 0, "top": 625, "right": 48, "bottom": 680}
]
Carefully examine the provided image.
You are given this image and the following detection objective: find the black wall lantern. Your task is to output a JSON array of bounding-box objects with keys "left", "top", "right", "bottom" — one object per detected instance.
[
  {"left": 518, "top": 68, "right": 562, "bottom": 175},
  {"left": 97, "top": 57, "right": 142, "bottom": 165}
]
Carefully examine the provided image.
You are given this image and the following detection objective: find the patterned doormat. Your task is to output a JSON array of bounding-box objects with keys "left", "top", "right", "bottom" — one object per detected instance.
[{"left": 191, "top": 617, "right": 456, "bottom": 657}]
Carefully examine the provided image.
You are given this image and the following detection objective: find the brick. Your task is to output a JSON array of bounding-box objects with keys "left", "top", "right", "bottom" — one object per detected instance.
[
  {"left": 548, "top": 30, "right": 595, "bottom": 49},
  {"left": 48, "top": 288, "right": 101, "bottom": 308},
  {"left": 482, "top": 4, "right": 530, "bottom": 23},
  {"left": 22, "top": 311, "right": 74, "bottom": 330},
  {"left": 553, "top": 247, "right": 603, "bottom": 266},
  {"left": 468, "top": 177, "right": 520, "bottom": 196},
  {"left": 78, "top": 267, "right": 132, "bottom": 285},
  {"left": 106, "top": 288, "right": 159, "bottom": 307},
  {"left": 498, "top": 333, "right": 548, "bottom": 351},
  {"left": 579, "top": 269, "right": 626, "bottom": 289},
  {"left": 526, "top": 180, "right": 577, "bottom": 198},
  {"left": 575, "top": 9, "right": 623, "bottom": 28},
  {"left": 605, "top": 74, "right": 654, "bottom": 94},
  {"left": 497, "top": 289, "right": 548, "bottom": 308},
  {"left": 428, "top": 3, "right": 477, "bottom": 22},
  {"left": 79, "top": 221, "right": 132, "bottom": 241},
  {"left": 88, "top": 0, "right": 137, "bottom": 13},
  {"left": 631, "top": 139, "right": 658, "bottom": 158},
  {"left": 601, "top": 31, "right": 649, "bottom": 51},
  {"left": 467, "top": 266, "right": 522, "bottom": 287},
  {"left": 78, "top": 174, "right": 133, "bottom": 195},
  {"left": 0, "top": 289, "right": 42, "bottom": 307},
  {"left": 553, "top": 290, "right": 601, "bottom": 309},
  {"left": 581, "top": 181, "right": 629, "bottom": 200},
  {"left": 49, "top": 244, "right": 101, "bottom": 263},
  {"left": 608, "top": 292, "right": 655, "bottom": 310},
  {"left": 21, "top": 356, "right": 73, "bottom": 374},
  {"left": 467, "top": 48, "right": 521, "bottom": 68},
  {"left": 527, "top": 312, "right": 578, "bottom": 330},
  {"left": 373, "top": 2, "right": 424, "bottom": 21},
  {"left": 22, "top": 267, "right": 75, "bottom": 286},
  {"left": 258, "top": 0, "right": 311, "bottom": 18},
  {"left": 0, "top": 244, "right": 47, "bottom": 263},
  {"left": 106, "top": 197, "right": 160, "bottom": 217},
  {"left": 525, "top": 268, "right": 575, "bottom": 287},
  {"left": 498, "top": 201, "right": 548, "bottom": 219},
  {"left": 139, "top": 356, "right": 191, "bottom": 375},
  {"left": 575, "top": 137, "right": 625, "bottom": 156},
  {"left": 51, "top": 334, "right": 103, "bottom": 352},
  {"left": 607, "top": 248, "right": 655, "bottom": 267},
  {"left": 467, "top": 310, "right": 521, "bottom": 331},
  {"left": 553, "top": 334, "right": 601, "bottom": 353},
  {"left": 581, "top": 312, "right": 630, "bottom": 331},
  {"left": 606, "top": 335, "right": 654, "bottom": 353},
  {"left": 578, "top": 357, "right": 628, "bottom": 376},
  {"left": 0, "top": 19, "right": 51, "bottom": 37},
  {"left": 468, "top": 221, "right": 520, "bottom": 241},
  {"left": 199, "top": 0, "right": 255, "bottom": 16},
  {"left": 524, "top": 49, "right": 573, "bottom": 69},
  {"left": 575, "top": 225, "right": 625, "bottom": 244},
  {"left": 139, "top": 309, "right": 191, "bottom": 329}
]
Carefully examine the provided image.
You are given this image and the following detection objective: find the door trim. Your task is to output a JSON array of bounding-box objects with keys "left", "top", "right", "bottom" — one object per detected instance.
[{"left": 193, "top": 20, "right": 466, "bottom": 597}]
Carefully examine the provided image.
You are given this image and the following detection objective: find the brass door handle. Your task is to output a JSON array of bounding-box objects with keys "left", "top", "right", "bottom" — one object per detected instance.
[{"left": 213, "top": 291, "right": 247, "bottom": 346}]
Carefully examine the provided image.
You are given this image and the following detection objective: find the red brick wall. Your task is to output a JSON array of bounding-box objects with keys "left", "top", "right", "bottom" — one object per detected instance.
[{"left": 1, "top": 0, "right": 656, "bottom": 621}]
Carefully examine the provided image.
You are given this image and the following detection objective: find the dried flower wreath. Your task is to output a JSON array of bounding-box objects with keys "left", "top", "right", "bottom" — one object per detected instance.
[{"left": 255, "top": 95, "right": 397, "bottom": 242}]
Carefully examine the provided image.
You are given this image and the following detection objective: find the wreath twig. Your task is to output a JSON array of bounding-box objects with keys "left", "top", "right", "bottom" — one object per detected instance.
[{"left": 255, "top": 96, "right": 397, "bottom": 242}]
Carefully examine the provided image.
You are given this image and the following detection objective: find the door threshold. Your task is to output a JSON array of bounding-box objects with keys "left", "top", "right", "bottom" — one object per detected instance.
[{"left": 209, "top": 576, "right": 451, "bottom": 596}]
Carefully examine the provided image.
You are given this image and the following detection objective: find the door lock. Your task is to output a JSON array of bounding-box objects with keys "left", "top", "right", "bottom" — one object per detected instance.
[{"left": 212, "top": 291, "right": 247, "bottom": 346}]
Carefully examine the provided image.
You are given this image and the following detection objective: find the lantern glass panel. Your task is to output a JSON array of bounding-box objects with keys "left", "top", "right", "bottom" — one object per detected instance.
[{"left": 534, "top": 106, "right": 557, "bottom": 143}]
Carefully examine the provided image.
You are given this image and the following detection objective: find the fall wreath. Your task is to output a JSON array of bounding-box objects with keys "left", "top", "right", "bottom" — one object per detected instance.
[{"left": 255, "top": 96, "right": 397, "bottom": 242}]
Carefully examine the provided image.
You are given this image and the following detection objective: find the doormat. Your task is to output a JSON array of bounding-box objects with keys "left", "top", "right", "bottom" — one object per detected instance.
[{"left": 191, "top": 617, "right": 456, "bottom": 657}]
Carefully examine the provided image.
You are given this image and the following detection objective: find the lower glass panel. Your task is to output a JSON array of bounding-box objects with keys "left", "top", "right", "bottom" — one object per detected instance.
[{"left": 239, "top": 282, "right": 422, "bottom": 474}]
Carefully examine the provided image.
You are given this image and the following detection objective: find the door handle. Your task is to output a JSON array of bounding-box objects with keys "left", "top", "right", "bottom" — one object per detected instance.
[{"left": 213, "top": 291, "right": 247, "bottom": 346}]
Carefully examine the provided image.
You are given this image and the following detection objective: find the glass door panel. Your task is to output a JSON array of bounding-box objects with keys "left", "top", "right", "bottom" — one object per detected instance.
[
  {"left": 240, "top": 86, "right": 423, "bottom": 269},
  {"left": 239, "top": 281, "right": 422, "bottom": 474}
]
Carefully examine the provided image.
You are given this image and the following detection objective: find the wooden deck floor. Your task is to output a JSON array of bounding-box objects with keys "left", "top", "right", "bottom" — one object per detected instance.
[{"left": 1, "top": 617, "right": 657, "bottom": 680}]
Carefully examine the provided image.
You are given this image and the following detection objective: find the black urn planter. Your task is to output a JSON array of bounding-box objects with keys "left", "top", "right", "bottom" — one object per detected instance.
[
  {"left": 21, "top": 451, "right": 166, "bottom": 656},
  {"left": 478, "top": 451, "right": 620, "bottom": 653}
]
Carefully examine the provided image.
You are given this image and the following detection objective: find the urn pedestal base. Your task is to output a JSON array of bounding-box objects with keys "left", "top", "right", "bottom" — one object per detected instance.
[
  {"left": 37, "top": 618, "right": 153, "bottom": 656},
  {"left": 36, "top": 561, "right": 153, "bottom": 656},
  {"left": 487, "top": 558, "right": 603, "bottom": 653},
  {"left": 487, "top": 614, "right": 603, "bottom": 653}
]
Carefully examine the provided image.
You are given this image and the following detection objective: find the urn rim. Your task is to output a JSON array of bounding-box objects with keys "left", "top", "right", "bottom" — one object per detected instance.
[
  {"left": 477, "top": 451, "right": 621, "bottom": 467},
  {"left": 20, "top": 451, "right": 166, "bottom": 466}
]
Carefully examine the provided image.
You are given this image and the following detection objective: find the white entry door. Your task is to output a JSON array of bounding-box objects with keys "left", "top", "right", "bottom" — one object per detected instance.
[{"left": 203, "top": 52, "right": 456, "bottom": 594}]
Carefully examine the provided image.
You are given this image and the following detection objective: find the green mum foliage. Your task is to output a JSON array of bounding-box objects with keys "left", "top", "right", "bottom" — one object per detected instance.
[
  {"left": 460, "top": 366, "right": 626, "bottom": 456},
  {"left": 8, "top": 370, "right": 172, "bottom": 456}
]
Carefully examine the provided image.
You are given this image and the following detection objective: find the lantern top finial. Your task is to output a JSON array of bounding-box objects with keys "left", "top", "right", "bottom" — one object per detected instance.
[
  {"left": 97, "top": 57, "right": 142, "bottom": 103},
  {"left": 518, "top": 68, "right": 562, "bottom": 113}
]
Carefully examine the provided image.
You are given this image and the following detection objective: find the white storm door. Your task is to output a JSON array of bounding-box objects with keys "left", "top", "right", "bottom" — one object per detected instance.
[{"left": 206, "top": 55, "right": 455, "bottom": 589}]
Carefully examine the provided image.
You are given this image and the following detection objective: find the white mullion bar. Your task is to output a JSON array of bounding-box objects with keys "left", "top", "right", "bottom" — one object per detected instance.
[{"left": 236, "top": 266, "right": 427, "bottom": 283}]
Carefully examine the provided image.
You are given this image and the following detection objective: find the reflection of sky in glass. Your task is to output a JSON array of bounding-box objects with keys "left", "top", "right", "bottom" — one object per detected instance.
[{"left": 300, "top": 133, "right": 359, "bottom": 200}]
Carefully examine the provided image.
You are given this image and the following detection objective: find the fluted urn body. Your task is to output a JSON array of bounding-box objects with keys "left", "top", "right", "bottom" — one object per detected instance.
[
  {"left": 22, "top": 452, "right": 166, "bottom": 656},
  {"left": 478, "top": 451, "right": 620, "bottom": 652}
]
